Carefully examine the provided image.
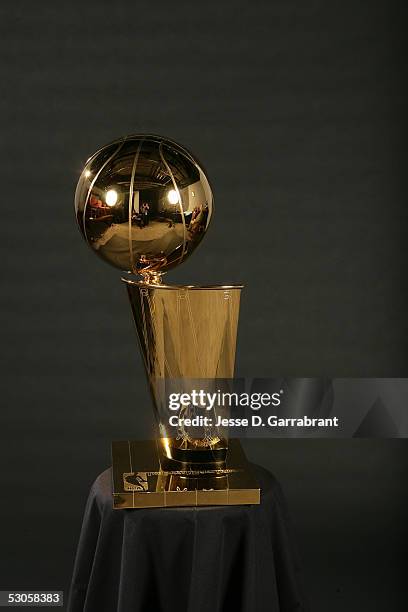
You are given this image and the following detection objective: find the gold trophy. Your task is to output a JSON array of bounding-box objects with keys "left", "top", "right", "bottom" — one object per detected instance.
[{"left": 75, "top": 134, "right": 259, "bottom": 508}]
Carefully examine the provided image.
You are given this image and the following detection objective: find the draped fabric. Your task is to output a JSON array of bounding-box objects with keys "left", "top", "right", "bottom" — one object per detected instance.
[{"left": 68, "top": 466, "right": 308, "bottom": 612}]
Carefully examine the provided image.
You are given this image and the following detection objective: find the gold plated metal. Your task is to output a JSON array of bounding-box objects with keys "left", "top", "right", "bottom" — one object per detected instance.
[
  {"left": 124, "top": 280, "right": 242, "bottom": 463},
  {"left": 74, "top": 134, "right": 259, "bottom": 507},
  {"left": 112, "top": 439, "right": 260, "bottom": 509},
  {"left": 75, "top": 134, "right": 213, "bottom": 281}
]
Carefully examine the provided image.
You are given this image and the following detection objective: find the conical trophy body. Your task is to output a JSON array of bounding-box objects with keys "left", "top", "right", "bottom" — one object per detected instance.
[{"left": 124, "top": 280, "right": 242, "bottom": 464}]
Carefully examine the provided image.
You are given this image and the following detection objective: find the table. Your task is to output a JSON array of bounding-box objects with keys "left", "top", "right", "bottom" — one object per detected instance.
[{"left": 68, "top": 465, "right": 308, "bottom": 611}]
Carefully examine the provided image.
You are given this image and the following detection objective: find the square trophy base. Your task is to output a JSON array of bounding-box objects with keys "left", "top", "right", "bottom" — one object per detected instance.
[{"left": 111, "top": 439, "right": 260, "bottom": 509}]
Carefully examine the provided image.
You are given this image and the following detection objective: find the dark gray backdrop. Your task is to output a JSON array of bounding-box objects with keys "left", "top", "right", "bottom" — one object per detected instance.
[{"left": 0, "top": 1, "right": 407, "bottom": 610}]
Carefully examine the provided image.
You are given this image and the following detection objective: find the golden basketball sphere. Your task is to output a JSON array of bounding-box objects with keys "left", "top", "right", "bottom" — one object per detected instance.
[{"left": 75, "top": 134, "right": 213, "bottom": 281}]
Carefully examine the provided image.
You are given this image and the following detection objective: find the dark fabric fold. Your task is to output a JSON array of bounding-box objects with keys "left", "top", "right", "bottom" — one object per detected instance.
[{"left": 68, "top": 465, "right": 308, "bottom": 612}]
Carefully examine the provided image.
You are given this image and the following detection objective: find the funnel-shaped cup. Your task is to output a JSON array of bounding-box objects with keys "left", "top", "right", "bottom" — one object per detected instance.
[{"left": 123, "top": 280, "right": 242, "bottom": 465}]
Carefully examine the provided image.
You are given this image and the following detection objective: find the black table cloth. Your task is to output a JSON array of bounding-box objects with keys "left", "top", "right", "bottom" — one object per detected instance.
[{"left": 68, "top": 465, "right": 308, "bottom": 612}]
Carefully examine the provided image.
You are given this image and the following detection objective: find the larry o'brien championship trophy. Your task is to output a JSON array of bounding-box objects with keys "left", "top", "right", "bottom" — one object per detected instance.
[{"left": 75, "top": 134, "right": 259, "bottom": 508}]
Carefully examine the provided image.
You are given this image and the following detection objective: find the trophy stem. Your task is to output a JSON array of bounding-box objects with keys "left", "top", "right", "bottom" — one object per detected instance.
[{"left": 140, "top": 270, "right": 163, "bottom": 285}]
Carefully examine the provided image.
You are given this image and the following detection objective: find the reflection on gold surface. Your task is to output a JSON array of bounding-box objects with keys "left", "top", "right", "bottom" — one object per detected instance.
[
  {"left": 124, "top": 281, "right": 242, "bottom": 463},
  {"left": 75, "top": 134, "right": 213, "bottom": 281}
]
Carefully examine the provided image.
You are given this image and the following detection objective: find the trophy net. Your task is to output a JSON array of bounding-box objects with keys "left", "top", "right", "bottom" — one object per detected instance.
[{"left": 124, "top": 281, "right": 242, "bottom": 465}]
